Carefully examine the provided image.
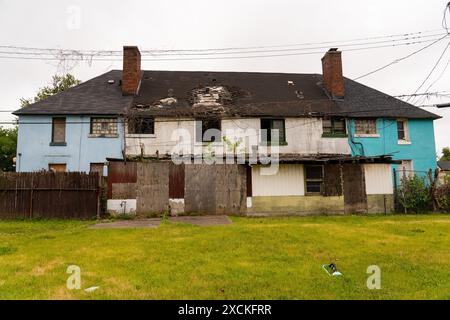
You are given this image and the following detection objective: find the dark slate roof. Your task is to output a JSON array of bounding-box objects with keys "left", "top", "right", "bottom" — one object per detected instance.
[
  {"left": 132, "top": 70, "right": 440, "bottom": 119},
  {"left": 438, "top": 160, "right": 450, "bottom": 171},
  {"left": 13, "top": 70, "right": 133, "bottom": 116},
  {"left": 14, "top": 69, "right": 440, "bottom": 119}
]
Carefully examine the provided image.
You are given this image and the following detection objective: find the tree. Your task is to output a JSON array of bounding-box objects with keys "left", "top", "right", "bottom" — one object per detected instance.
[
  {"left": 0, "top": 127, "right": 18, "bottom": 171},
  {"left": 441, "top": 147, "right": 450, "bottom": 161},
  {"left": 20, "top": 74, "right": 81, "bottom": 107}
]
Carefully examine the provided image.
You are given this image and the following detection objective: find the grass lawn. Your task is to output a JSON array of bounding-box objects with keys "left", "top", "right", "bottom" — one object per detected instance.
[{"left": 0, "top": 215, "right": 450, "bottom": 299}]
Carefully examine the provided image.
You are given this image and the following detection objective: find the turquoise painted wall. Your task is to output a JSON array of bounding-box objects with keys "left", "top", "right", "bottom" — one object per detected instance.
[
  {"left": 16, "top": 115, "right": 124, "bottom": 173},
  {"left": 348, "top": 118, "right": 437, "bottom": 177}
]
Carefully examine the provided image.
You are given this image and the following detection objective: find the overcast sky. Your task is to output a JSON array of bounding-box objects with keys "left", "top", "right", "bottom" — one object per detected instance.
[{"left": 1, "top": 0, "right": 449, "bottom": 156}]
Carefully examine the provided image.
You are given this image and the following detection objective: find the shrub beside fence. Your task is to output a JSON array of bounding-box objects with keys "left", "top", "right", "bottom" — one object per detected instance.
[
  {"left": 0, "top": 172, "right": 100, "bottom": 219},
  {"left": 394, "top": 168, "right": 450, "bottom": 214}
]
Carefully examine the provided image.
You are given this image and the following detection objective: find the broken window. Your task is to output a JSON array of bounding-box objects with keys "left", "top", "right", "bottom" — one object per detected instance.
[
  {"left": 196, "top": 118, "right": 221, "bottom": 142},
  {"left": 355, "top": 119, "right": 377, "bottom": 135},
  {"left": 128, "top": 117, "right": 155, "bottom": 134},
  {"left": 305, "top": 165, "right": 323, "bottom": 194},
  {"left": 261, "top": 119, "right": 286, "bottom": 144},
  {"left": 51, "top": 117, "right": 66, "bottom": 145},
  {"left": 322, "top": 117, "right": 346, "bottom": 136},
  {"left": 90, "top": 117, "right": 118, "bottom": 137}
]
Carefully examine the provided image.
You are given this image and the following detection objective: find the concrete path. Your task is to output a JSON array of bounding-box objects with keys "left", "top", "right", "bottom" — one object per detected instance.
[
  {"left": 89, "top": 215, "right": 232, "bottom": 229},
  {"left": 89, "top": 218, "right": 160, "bottom": 229},
  {"left": 169, "top": 215, "right": 232, "bottom": 226}
]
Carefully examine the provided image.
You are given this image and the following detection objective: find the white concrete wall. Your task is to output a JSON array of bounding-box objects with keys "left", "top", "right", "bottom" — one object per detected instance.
[
  {"left": 126, "top": 118, "right": 196, "bottom": 156},
  {"left": 364, "top": 164, "right": 394, "bottom": 195},
  {"left": 252, "top": 164, "right": 305, "bottom": 196},
  {"left": 125, "top": 117, "right": 351, "bottom": 157}
]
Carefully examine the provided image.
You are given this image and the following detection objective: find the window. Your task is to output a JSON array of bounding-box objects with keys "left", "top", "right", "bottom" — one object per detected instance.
[
  {"left": 51, "top": 117, "right": 66, "bottom": 145},
  {"left": 322, "top": 117, "right": 346, "bottom": 137},
  {"left": 355, "top": 119, "right": 377, "bottom": 135},
  {"left": 399, "top": 160, "right": 413, "bottom": 178},
  {"left": 196, "top": 119, "right": 221, "bottom": 142},
  {"left": 261, "top": 119, "right": 286, "bottom": 144},
  {"left": 305, "top": 165, "right": 323, "bottom": 194},
  {"left": 128, "top": 117, "right": 154, "bottom": 134},
  {"left": 49, "top": 163, "right": 66, "bottom": 172},
  {"left": 90, "top": 163, "right": 104, "bottom": 176},
  {"left": 90, "top": 117, "right": 118, "bottom": 137},
  {"left": 397, "top": 120, "right": 409, "bottom": 142}
]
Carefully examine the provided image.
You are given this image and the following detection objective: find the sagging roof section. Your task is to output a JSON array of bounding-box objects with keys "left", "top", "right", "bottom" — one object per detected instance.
[{"left": 14, "top": 69, "right": 440, "bottom": 120}]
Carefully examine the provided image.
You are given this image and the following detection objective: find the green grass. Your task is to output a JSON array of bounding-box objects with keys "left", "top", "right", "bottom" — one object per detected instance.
[{"left": 0, "top": 215, "right": 450, "bottom": 299}]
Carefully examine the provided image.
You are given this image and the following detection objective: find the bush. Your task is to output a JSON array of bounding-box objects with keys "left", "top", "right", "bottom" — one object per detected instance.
[
  {"left": 396, "top": 175, "right": 431, "bottom": 213},
  {"left": 435, "top": 174, "right": 450, "bottom": 213}
]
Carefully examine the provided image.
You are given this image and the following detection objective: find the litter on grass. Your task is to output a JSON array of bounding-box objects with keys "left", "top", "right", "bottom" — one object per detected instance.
[
  {"left": 322, "top": 263, "right": 343, "bottom": 277},
  {"left": 84, "top": 286, "right": 100, "bottom": 293}
]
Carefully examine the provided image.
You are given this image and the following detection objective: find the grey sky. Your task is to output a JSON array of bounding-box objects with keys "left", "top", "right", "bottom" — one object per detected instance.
[{"left": 1, "top": 0, "right": 449, "bottom": 156}]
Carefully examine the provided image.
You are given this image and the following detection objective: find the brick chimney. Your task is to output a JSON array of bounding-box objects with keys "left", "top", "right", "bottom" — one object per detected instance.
[
  {"left": 321, "top": 48, "right": 344, "bottom": 99},
  {"left": 122, "top": 46, "right": 141, "bottom": 96}
]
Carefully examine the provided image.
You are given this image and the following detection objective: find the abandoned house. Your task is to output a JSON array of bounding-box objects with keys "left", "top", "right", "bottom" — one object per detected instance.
[{"left": 14, "top": 46, "right": 440, "bottom": 216}]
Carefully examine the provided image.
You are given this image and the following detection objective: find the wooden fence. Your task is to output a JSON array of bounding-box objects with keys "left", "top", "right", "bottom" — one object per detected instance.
[{"left": 0, "top": 172, "right": 100, "bottom": 219}]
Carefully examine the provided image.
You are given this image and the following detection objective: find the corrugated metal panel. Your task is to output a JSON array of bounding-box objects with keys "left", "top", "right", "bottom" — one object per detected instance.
[
  {"left": 252, "top": 164, "right": 305, "bottom": 196},
  {"left": 364, "top": 164, "right": 393, "bottom": 195}
]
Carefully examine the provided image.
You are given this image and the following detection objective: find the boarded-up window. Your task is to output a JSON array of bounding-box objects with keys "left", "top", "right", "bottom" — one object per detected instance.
[
  {"left": 90, "top": 118, "right": 118, "bottom": 136},
  {"left": 305, "top": 165, "right": 323, "bottom": 194},
  {"left": 261, "top": 119, "right": 286, "bottom": 144},
  {"left": 51, "top": 117, "right": 66, "bottom": 144},
  {"left": 356, "top": 119, "right": 377, "bottom": 135},
  {"left": 49, "top": 163, "right": 67, "bottom": 172}
]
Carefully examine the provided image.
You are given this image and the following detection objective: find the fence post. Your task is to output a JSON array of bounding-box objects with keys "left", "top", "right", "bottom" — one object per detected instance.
[
  {"left": 393, "top": 168, "right": 397, "bottom": 213},
  {"left": 29, "top": 173, "right": 34, "bottom": 219}
]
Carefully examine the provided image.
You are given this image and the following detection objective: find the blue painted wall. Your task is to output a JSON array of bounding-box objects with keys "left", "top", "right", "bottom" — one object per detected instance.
[
  {"left": 348, "top": 118, "right": 437, "bottom": 177},
  {"left": 16, "top": 115, "right": 124, "bottom": 173}
]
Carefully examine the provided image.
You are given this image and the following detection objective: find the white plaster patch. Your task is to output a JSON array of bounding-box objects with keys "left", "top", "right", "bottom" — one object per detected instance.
[
  {"left": 247, "top": 197, "right": 252, "bottom": 208},
  {"left": 107, "top": 199, "right": 137, "bottom": 216}
]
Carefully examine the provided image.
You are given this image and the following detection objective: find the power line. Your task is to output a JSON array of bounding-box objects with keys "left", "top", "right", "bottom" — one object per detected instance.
[
  {"left": 1, "top": 33, "right": 445, "bottom": 58},
  {"left": 0, "top": 29, "right": 443, "bottom": 55},
  {"left": 0, "top": 36, "right": 446, "bottom": 62},
  {"left": 407, "top": 39, "right": 450, "bottom": 103},
  {"left": 353, "top": 35, "right": 449, "bottom": 80}
]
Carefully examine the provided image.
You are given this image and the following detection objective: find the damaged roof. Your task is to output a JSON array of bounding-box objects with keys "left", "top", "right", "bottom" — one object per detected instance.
[{"left": 14, "top": 69, "right": 440, "bottom": 119}]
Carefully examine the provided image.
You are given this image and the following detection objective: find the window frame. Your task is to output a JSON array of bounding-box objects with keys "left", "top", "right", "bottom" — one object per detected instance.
[
  {"left": 127, "top": 117, "right": 155, "bottom": 135},
  {"left": 89, "top": 117, "right": 118, "bottom": 138},
  {"left": 195, "top": 118, "right": 222, "bottom": 143},
  {"left": 397, "top": 119, "right": 410, "bottom": 144},
  {"left": 355, "top": 119, "right": 379, "bottom": 137},
  {"left": 260, "top": 118, "right": 287, "bottom": 145},
  {"left": 304, "top": 165, "right": 324, "bottom": 195},
  {"left": 50, "top": 117, "right": 67, "bottom": 146},
  {"left": 322, "top": 117, "right": 347, "bottom": 137}
]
